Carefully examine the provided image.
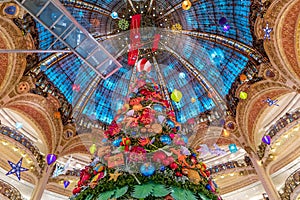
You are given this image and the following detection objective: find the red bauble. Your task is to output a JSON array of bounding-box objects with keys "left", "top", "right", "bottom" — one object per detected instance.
[
  {"left": 205, "top": 170, "right": 211, "bottom": 177},
  {"left": 81, "top": 174, "right": 91, "bottom": 184},
  {"left": 169, "top": 162, "right": 178, "bottom": 170},
  {"left": 175, "top": 171, "right": 183, "bottom": 177},
  {"left": 190, "top": 156, "right": 197, "bottom": 164},
  {"left": 72, "top": 187, "right": 81, "bottom": 195},
  {"left": 77, "top": 180, "right": 82, "bottom": 187}
]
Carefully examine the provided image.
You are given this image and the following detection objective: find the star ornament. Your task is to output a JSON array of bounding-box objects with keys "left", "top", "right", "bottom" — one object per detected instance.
[
  {"left": 6, "top": 158, "right": 28, "bottom": 181},
  {"left": 108, "top": 170, "right": 122, "bottom": 182},
  {"left": 263, "top": 23, "right": 273, "bottom": 40}
]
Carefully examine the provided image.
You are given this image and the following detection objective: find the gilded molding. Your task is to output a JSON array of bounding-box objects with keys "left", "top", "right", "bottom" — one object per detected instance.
[{"left": 236, "top": 80, "right": 292, "bottom": 148}]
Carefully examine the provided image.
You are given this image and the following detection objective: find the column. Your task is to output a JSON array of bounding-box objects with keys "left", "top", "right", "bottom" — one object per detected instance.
[
  {"left": 31, "top": 165, "right": 53, "bottom": 200},
  {"left": 250, "top": 153, "right": 280, "bottom": 200}
]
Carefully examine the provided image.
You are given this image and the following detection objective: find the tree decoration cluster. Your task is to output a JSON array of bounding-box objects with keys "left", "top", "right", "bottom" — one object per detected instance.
[{"left": 71, "top": 59, "right": 221, "bottom": 200}]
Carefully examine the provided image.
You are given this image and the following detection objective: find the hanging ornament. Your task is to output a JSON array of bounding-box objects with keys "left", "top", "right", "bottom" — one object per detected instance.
[
  {"left": 6, "top": 158, "right": 28, "bottom": 181},
  {"left": 263, "top": 23, "right": 273, "bottom": 40},
  {"left": 228, "top": 144, "right": 238, "bottom": 153},
  {"left": 171, "top": 89, "right": 182, "bottom": 103},
  {"left": 136, "top": 58, "right": 152, "bottom": 73},
  {"left": 126, "top": 110, "right": 134, "bottom": 116},
  {"left": 218, "top": 17, "right": 227, "bottom": 25},
  {"left": 118, "top": 19, "right": 129, "bottom": 30},
  {"left": 191, "top": 97, "right": 196, "bottom": 103},
  {"left": 239, "top": 74, "right": 247, "bottom": 82},
  {"left": 182, "top": 0, "right": 192, "bottom": 10},
  {"left": 72, "top": 84, "right": 80, "bottom": 92},
  {"left": 89, "top": 144, "right": 97, "bottom": 154},
  {"left": 169, "top": 162, "right": 178, "bottom": 170},
  {"left": 46, "top": 154, "right": 57, "bottom": 165},
  {"left": 166, "top": 119, "right": 175, "bottom": 128},
  {"left": 72, "top": 187, "right": 81, "bottom": 195},
  {"left": 111, "top": 11, "right": 118, "bottom": 19},
  {"left": 179, "top": 72, "right": 186, "bottom": 79},
  {"left": 64, "top": 180, "right": 70, "bottom": 188},
  {"left": 112, "top": 139, "right": 122, "bottom": 147},
  {"left": 158, "top": 115, "right": 166, "bottom": 123},
  {"left": 140, "top": 163, "right": 155, "bottom": 177},
  {"left": 54, "top": 111, "right": 61, "bottom": 119},
  {"left": 223, "top": 24, "right": 230, "bottom": 32},
  {"left": 15, "top": 122, "right": 23, "bottom": 130},
  {"left": 160, "top": 135, "right": 172, "bottom": 145},
  {"left": 239, "top": 91, "right": 248, "bottom": 100},
  {"left": 262, "top": 135, "right": 271, "bottom": 145},
  {"left": 263, "top": 98, "right": 279, "bottom": 106}
]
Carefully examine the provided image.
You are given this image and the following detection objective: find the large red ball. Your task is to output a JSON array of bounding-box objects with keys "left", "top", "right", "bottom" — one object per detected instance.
[
  {"left": 72, "top": 187, "right": 81, "bottom": 195},
  {"left": 169, "top": 162, "right": 178, "bottom": 170}
]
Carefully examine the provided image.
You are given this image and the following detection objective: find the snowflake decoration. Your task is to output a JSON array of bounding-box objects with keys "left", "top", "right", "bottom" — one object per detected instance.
[
  {"left": 263, "top": 23, "right": 273, "bottom": 40},
  {"left": 263, "top": 97, "right": 279, "bottom": 106},
  {"left": 118, "top": 19, "right": 129, "bottom": 30}
]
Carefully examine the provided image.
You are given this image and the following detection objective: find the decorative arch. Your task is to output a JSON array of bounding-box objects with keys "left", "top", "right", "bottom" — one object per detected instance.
[
  {"left": 236, "top": 80, "right": 293, "bottom": 148},
  {"left": 0, "top": 16, "right": 27, "bottom": 99},
  {"left": 260, "top": 0, "right": 300, "bottom": 87},
  {"left": 3, "top": 93, "right": 64, "bottom": 154}
]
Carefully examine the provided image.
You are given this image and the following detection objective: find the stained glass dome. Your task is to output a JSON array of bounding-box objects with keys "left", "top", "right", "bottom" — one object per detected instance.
[{"left": 27, "top": 0, "right": 254, "bottom": 126}]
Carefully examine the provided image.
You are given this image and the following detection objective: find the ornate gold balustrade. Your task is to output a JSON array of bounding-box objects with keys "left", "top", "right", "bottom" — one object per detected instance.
[
  {"left": 28, "top": 72, "right": 73, "bottom": 125},
  {"left": 279, "top": 168, "right": 300, "bottom": 200},
  {"left": 209, "top": 157, "right": 253, "bottom": 175},
  {"left": 0, "top": 179, "right": 22, "bottom": 200},
  {"left": 257, "top": 108, "right": 300, "bottom": 160},
  {"left": 0, "top": 124, "right": 45, "bottom": 171}
]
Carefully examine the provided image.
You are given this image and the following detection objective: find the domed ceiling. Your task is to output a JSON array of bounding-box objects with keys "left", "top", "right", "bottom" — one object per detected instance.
[{"left": 28, "top": 0, "right": 254, "bottom": 125}]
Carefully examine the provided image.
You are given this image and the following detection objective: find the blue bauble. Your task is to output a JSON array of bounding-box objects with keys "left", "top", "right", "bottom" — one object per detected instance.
[
  {"left": 112, "top": 139, "right": 122, "bottom": 147},
  {"left": 111, "top": 12, "right": 118, "bottom": 19},
  {"left": 140, "top": 163, "right": 155, "bottom": 177},
  {"left": 166, "top": 119, "right": 175, "bottom": 128},
  {"left": 160, "top": 135, "right": 172, "bottom": 145},
  {"left": 160, "top": 166, "right": 166, "bottom": 172},
  {"left": 153, "top": 104, "right": 163, "bottom": 112},
  {"left": 205, "top": 184, "right": 212, "bottom": 191}
]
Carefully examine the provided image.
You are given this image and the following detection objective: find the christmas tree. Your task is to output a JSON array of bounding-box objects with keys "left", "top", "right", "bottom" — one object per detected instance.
[{"left": 71, "top": 58, "right": 221, "bottom": 200}]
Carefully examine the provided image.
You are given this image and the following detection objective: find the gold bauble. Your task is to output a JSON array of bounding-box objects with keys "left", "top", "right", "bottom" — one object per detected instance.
[{"left": 182, "top": 0, "right": 192, "bottom": 10}]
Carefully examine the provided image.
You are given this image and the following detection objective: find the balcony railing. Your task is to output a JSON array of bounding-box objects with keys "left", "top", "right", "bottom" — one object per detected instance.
[
  {"left": 0, "top": 124, "right": 45, "bottom": 171},
  {"left": 208, "top": 157, "right": 253, "bottom": 175},
  {"left": 279, "top": 168, "right": 300, "bottom": 200},
  {"left": 29, "top": 72, "right": 73, "bottom": 125},
  {"left": 258, "top": 108, "right": 300, "bottom": 159},
  {"left": 0, "top": 179, "right": 22, "bottom": 200}
]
